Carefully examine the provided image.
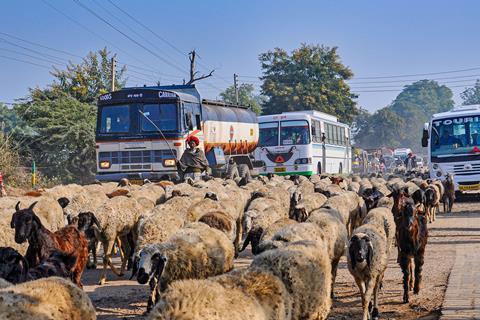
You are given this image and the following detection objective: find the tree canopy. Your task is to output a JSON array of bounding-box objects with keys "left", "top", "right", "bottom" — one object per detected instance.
[
  {"left": 219, "top": 83, "right": 263, "bottom": 114},
  {"left": 11, "top": 48, "right": 125, "bottom": 184},
  {"left": 353, "top": 80, "right": 454, "bottom": 152},
  {"left": 461, "top": 80, "right": 480, "bottom": 105},
  {"left": 259, "top": 44, "right": 358, "bottom": 123}
]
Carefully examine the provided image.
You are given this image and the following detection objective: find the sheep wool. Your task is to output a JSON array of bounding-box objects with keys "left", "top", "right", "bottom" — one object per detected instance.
[{"left": 0, "top": 277, "right": 96, "bottom": 320}]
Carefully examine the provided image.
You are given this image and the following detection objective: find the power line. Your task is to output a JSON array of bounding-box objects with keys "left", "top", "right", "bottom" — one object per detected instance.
[
  {"left": 348, "top": 73, "right": 480, "bottom": 84},
  {"left": 352, "top": 82, "right": 479, "bottom": 93},
  {"left": 351, "top": 78, "right": 480, "bottom": 90},
  {"left": 352, "top": 66, "right": 480, "bottom": 80},
  {"left": 0, "top": 54, "right": 51, "bottom": 70},
  {"left": 72, "top": 0, "right": 187, "bottom": 75},
  {"left": 0, "top": 37, "right": 67, "bottom": 65},
  {"left": 0, "top": 47, "right": 64, "bottom": 66}
]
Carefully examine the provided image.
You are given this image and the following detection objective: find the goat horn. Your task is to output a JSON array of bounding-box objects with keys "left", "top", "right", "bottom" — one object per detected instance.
[
  {"left": 15, "top": 201, "right": 21, "bottom": 211},
  {"left": 28, "top": 201, "right": 38, "bottom": 211}
]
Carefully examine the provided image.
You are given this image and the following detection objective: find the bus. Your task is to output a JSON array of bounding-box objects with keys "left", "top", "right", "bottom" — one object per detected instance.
[
  {"left": 422, "top": 104, "right": 480, "bottom": 192},
  {"left": 95, "top": 85, "right": 258, "bottom": 182},
  {"left": 254, "top": 111, "right": 351, "bottom": 176}
]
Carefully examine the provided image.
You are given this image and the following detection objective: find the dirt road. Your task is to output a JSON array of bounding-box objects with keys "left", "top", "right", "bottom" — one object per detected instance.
[{"left": 83, "top": 200, "right": 480, "bottom": 319}]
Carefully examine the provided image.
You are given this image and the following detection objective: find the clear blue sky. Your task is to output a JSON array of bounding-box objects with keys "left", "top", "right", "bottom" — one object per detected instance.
[{"left": 1, "top": 0, "right": 479, "bottom": 112}]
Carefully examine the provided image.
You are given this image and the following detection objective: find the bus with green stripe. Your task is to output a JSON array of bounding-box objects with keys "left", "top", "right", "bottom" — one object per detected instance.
[{"left": 254, "top": 111, "right": 352, "bottom": 176}]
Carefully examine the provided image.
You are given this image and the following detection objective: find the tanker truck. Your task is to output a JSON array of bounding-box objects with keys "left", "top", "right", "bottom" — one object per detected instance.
[{"left": 95, "top": 85, "right": 259, "bottom": 182}]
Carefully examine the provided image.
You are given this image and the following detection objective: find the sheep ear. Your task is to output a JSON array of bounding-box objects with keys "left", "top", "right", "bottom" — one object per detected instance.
[
  {"left": 10, "top": 212, "right": 16, "bottom": 228},
  {"left": 91, "top": 213, "right": 101, "bottom": 228},
  {"left": 366, "top": 238, "right": 373, "bottom": 268},
  {"left": 28, "top": 201, "right": 38, "bottom": 211}
]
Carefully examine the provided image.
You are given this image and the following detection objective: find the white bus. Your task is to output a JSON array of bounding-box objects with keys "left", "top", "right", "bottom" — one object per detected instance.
[
  {"left": 422, "top": 104, "right": 480, "bottom": 192},
  {"left": 254, "top": 111, "right": 351, "bottom": 176}
]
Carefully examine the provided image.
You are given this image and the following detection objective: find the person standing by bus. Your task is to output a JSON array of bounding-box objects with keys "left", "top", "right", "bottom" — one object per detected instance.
[
  {"left": 177, "top": 136, "right": 209, "bottom": 181},
  {"left": 404, "top": 152, "right": 417, "bottom": 171}
]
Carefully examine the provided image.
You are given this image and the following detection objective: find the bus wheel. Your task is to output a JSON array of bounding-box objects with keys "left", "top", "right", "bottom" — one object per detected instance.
[
  {"left": 238, "top": 164, "right": 251, "bottom": 180},
  {"left": 339, "top": 163, "right": 343, "bottom": 174},
  {"left": 226, "top": 163, "right": 239, "bottom": 180},
  {"left": 317, "top": 162, "right": 322, "bottom": 174}
]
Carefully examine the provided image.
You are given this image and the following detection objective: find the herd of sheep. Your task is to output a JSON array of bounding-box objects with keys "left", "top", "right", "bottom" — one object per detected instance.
[{"left": 0, "top": 170, "right": 454, "bottom": 320}]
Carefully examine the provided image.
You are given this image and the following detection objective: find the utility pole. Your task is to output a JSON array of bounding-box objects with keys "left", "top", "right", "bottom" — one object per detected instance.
[
  {"left": 234, "top": 73, "right": 239, "bottom": 104},
  {"left": 110, "top": 57, "right": 116, "bottom": 91}
]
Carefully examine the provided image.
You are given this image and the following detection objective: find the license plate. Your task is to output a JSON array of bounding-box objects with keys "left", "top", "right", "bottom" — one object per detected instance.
[
  {"left": 274, "top": 167, "right": 286, "bottom": 173},
  {"left": 130, "top": 179, "right": 143, "bottom": 185},
  {"left": 459, "top": 184, "right": 480, "bottom": 191}
]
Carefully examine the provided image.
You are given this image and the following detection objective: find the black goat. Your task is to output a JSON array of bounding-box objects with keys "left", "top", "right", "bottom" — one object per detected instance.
[
  {"left": 76, "top": 211, "right": 101, "bottom": 269},
  {"left": 0, "top": 247, "right": 28, "bottom": 283}
]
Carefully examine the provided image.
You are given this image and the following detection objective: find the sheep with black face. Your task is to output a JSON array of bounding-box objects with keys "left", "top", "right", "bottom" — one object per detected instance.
[{"left": 0, "top": 247, "right": 28, "bottom": 284}]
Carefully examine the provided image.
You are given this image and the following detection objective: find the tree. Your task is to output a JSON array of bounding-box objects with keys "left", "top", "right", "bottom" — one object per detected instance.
[
  {"left": 13, "top": 48, "right": 125, "bottom": 183},
  {"left": 353, "top": 80, "right": 454, "bottom": 152},
  {"left": 33, "top": 47, "right": 126, "bottom": 104},
  {"left": 259, "top": 44, "right": 358, "bottom": 123},
  {"left": 461, "top": 79, "right": 480, "bottom": 105},
  {"left": 219, "top": 83, "right": 264, "bottom": 114},
  {"left": 15, "top": 94, "right": 97, "bottom": 184}
]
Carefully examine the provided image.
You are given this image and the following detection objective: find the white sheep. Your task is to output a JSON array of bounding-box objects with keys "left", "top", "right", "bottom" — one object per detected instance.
[
  {"left": 136, "top": 222, "right": 234, "bottom": 311},
  {"left": 323, "top": 191, "right": 367, "bottom": 235},
  {"left": 0, "top": 277, "right": 96, "bottom": 320},
  {"left": 292, "top": 192, "right": 328, "bottom": 222}
]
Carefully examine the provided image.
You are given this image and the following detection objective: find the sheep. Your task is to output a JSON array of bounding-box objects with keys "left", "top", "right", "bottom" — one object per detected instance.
[
  {"left": 348, "top": 181, "right": 361, "bottom": 194},
  {"left": 257, "top": 218, "right": 298, "bottom": 253},
  {"left": 251, "top": 240, "right": 332, "bottom": 320},
  {"left": 198, "top": 211, "right": 236, "bottom": 244},
  {"left": 291, "top": 192, "right": 328, "bottom": 222},
  {"left": 134, "top": 223, "right": 234, "bottom": 311},
  {"left": 317, "top": 183, "right": 345, "bottom": 197},
  {"left": 396, "top": 197, "right": 428, "bottom": 303},
  {"left": 442, "top": 173, "right": 455, "bottom": 213},
  {"left": 424, "top": 183, "right": 441, "bottom": 223},
  {"left": 323, "top": 191, "right": 367, "bottom": 236},
  {"left": 75, "top": 211, "right": 101, "bottom": 269},
  {"left": 87, "top": 196, "right": 145, "bottom": 284},
  {"left": 0, "top": 277, "right": 96, "bottom": 320},
  {"left": 362, "top": 207, "right": 396, "bottom": 251},
  {"left": 60, "top": 191, "right": 108, "bottom": 224},
  {"left": 0, "top": 247, "right": 28, "bottom": 284},
  {"left": 147, "top": 276, "right": 275, "bottom": 320},
  {"left": 348, "top": 224, "right": 389, "bottom": 320},
  {"left": 10, "top": 202, "right": 88, "bottom": 287},
  {"left": 0, "top": 278, "right": 10, "bottom": 288}
]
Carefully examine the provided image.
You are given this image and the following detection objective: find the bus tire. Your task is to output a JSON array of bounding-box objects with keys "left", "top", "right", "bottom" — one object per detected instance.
[
  {"left": 238, "top": 164, "right": 251, "bottom": 180},
  {"left": 339, "top": 162, "right": 343, "bottom": 174},
  {"left": 226, "top": 163, "right": 239, "bottom": 180}
]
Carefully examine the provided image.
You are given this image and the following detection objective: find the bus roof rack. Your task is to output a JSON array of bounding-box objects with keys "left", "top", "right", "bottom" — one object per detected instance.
[{"left": 202, "top": 99, "right": 249, "bottom": 109}]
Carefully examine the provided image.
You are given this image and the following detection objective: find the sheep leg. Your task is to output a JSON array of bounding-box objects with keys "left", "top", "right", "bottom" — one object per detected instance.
[
  {"left": 372, "top": 274, "right": 383, "bottom": 320},
  {"left": 118, "top": 235, "right": 130, "bottom": 276},
  {"left": 146, "top": 277, "right": 158, "bottom": 313},
  {"left": 331, "top": 257, "right": 341, "bottom": 299},
  {"left": 400, "top": 254, "right": 410, "bottom": 303},
  {"left": 362, "top": 279, "right": 374, "bottom": 320},
  {"left": 414, "top": 253, "right": 424, "bottom": 294},
  {"left": 409, "top": 258, "right": 415, "bottom": 291},
  {"left": 99, "top": 240, "right": 115, "bottom": 285},
  {"left": 234, "top": 217, "right": 242, "bottom": 258}
]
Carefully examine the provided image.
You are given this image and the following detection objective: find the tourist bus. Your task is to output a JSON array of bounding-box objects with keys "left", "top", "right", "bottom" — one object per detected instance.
[
  {"left": 422, "top": 104, "right": 480, "bottom": 192},
  {"left": 254, "top": 111, "right": 352, "bottom": 176},
  {"left": 95, "top": 85, "right": 258, "bottom": 182}
]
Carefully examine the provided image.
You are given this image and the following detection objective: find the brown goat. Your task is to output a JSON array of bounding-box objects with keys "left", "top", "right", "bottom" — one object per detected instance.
[
  {"left": 10, "top": 201, "right": 88, "bottom": 287},
  {"left": 442, "top": 173, "right": 455, "bottom": 213},
  {"left": 395, "top": 197, "right": 428, "bottom": 303}
]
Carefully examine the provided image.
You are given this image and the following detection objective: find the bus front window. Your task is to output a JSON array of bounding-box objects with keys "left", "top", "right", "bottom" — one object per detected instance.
[
  {"left": 99, "top": 105, "right": 130, "bottom": 133},
  {"left": 280, "top": 120, "right": 310, "bottom": 145},
  {"left": 141, "top": 103, "right": 178, "bottom": 132},
  {"left": 432, "top": 117, "right": 480, "bottom": 156},
  {"left": 259, "top": 122, "right": 279, "bottom": 147}
]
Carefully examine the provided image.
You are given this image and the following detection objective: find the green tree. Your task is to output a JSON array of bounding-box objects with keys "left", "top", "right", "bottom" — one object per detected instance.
[
  {"left": 259, "top": 44, "right": 358, "bottom": 123},
  {"left": 461, "top": 79, "right": 480, "bottom": 105},
  {"left": 219, "top": 83, "right": 264, "bottom": 114},
  {"left": 353, "top": 80, "right": 454, "bottom": 152},
  {"left": 14, "top": 48, "right": 125, "bottom": 183}
]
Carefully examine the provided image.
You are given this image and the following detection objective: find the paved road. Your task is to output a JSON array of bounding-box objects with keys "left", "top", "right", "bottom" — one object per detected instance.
[{"left": 438, "top": 206, "right": 480, "bottom": 319}]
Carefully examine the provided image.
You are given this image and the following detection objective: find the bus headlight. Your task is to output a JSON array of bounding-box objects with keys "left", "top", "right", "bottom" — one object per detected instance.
[
  {"left": 436, "top": 171, "right": 443, "bottom": 178},
  {"left": 163, "top": 159, "right": 176, "bottom": 167},
  {"left": 294, "top": 158, "right": 312, "bottom": 164},
  {"left": 432, "top": 163, "right": 439, "bottom": 170},
  {"left": 99, "top": 160, "right": 110, "bottom": 169}
]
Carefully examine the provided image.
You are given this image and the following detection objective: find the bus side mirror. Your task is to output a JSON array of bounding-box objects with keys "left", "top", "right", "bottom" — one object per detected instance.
[
  {"left": 421, "top": 128, "right": 429, "bottom": 148},
  {"left": 186, "top": 113, "right": 194, "bottom": 131}
]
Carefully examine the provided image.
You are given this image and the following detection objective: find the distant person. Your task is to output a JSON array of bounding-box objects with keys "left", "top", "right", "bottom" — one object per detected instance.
[
  {"left": 404, "top": 152, "right": 417, "bottom": 171},
  {"left": 177, "top": 136, "right": 209, "bottom": 181}
]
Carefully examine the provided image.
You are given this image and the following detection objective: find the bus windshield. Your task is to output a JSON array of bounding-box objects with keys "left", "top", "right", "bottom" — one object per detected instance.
[
  {"left": 141, "top": 103, "right": 178, "bottom": 132},
  {"left": 431, "top": 117, "right": 480, "bottom": 157},
  {"left": 259, "top": 122, "right": 279, "bottom": 147},
  {"left": 280, "top": 120, "right": 310, "bottom": 145},
  {"left": 99, "top": 105, "right": 130, "bottom": 133}
]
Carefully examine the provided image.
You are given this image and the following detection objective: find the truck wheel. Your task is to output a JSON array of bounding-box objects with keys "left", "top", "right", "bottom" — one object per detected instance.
[
  {"left": 238, "top": 164, "right": 251, "bottom": 180},
  {"left": 226, "top": 163, "right": 239, "bottom": 180}
]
